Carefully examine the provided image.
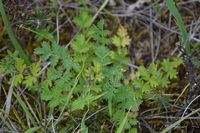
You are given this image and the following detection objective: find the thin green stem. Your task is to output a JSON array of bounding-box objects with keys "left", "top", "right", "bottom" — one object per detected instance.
[
  {"left": 0, "top": 0, "right": 30, "bottom": 64},
  {"left": 165, "top": 0, "right": 190, "bottom": 54},
  {"left": 89, "top": 0, "right": 109, "bottom": 27}
]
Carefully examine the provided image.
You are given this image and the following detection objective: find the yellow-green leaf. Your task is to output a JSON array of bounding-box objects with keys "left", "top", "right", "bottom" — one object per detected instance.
[
  {"left": 10, "top": 74, "right": 23, "bottom": 86},
  {"left": 15, "top": 58, "right": 26, "bottom": 73},
  {"left": 112, "top": 35, "right": 121, "bottom": 47},
  {"left": 112, "top": 26, "right": 131, "bottom": 48},
  {"left": 30, "top": 64, "right": 41, "bottom": 77},
  {"left": 121, "top": 36, "right": 131, "bottom": 48},
  {"left": 95, "top": 72, "right": 104, "bottom": 82},
  {"left": 23, "top": 75, "right": 37, "bottom": 88}
]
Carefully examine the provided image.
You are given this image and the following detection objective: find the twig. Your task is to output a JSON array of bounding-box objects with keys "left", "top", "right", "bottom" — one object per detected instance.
[
  {"left": 5, "top": 82, "right": 14, "bottom": 118},
  {"left": 181, "top": 94, "right": 200, "bottom": 118},
  {"left": 161, "top": 108, "right": 200, "bottom": 133},
  {"left": 174, "top": 83, "right": 190, "bottom": 105}
]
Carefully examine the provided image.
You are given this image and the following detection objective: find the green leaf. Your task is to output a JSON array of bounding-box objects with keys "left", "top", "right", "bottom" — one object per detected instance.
[
  {"left": 133, "top": 78, "right": 144, "bottom": 88},
  {"left": 90, "top": 85, "right": 102, "bottom": 93},
  {"left": 150, "top": 63, "right": 158, "bottom": 75},
  {"left": 50, "top": 0, "right": 57, "bottom": 8},
  {"left": 35, "top": 27, "right": 55, "bottom": 42},
  {"left": 51, "top": 55, "right": 60, "bottom": 67},
  {"left": 116, "top": 107, "right": 131, "bottom": 133},
  {"left": 15, "top": 58, "right": 26, "bottom": 73},
  {"left": 30, "top": 64, "right": 41, "bottom": 77},
  {"left": 142, "top": 83, "right": 151, "bottom": 93},
  {"left": 51, "top": 44, "right": 62, "bottom": 66},
  {"left": 71, "top": 94, "right": 93, "bottom": 111},
  {"left": 34, "top": 42, "right": 52, "bottom": 61},
  {"left": 161, "top": 59, "right": 171, "bottom": 72},
  {"left": 167, "top": 69, "right": 177, "bottom": 79},
  {"left": 47, "top": 66, "right": 63, "bottom": 80},
  {"left": 72, "top": 34, "right": 93, "bottom": 54},
  {"left": 71, "top": 93, "right": 104, "bottom": 111},
  {"left": 165, "top": 0, "right": 190, "bottom": 53},
  {"left": 112, "top": 26, "right": 131, "bottom": 48},
  {"left": 41, "top": 79, "right": 52, "bottom": 89},
  {"left": 138, "top": 66, "right": 150, "bottom": 81},
  {"left": 95, "top": 46, "right": 112, "bottom": 65},
  {"left": 23, "top": 75, "right": 37, "bottom": 88},
  {"left": 92, "top": 20, "right": 112, "bottom": 45},
  {"left": 42, "top": 87, "right": 66, "bottom": 109},
  {"left": 172, "top": 57, "right": 183, "bottom": 67},
  {"left": 25, "top": 127, "right": 40, "bottom": 133},
  {"left": 129, "top": 128, "right": 138, "bottom": 133},
  {"left": 112, "top": 35, "right": 121, "bottom": 47},
  {"left": 149, "top": 76, "right": 159, "bottom": 87},
  {"left": 0, "top": 51, "right": 17, "bottom": 74},
  {"left": 60, "top": 48, "right": 73, "bottom": 70},
  {"left": 73, "top": 10, "right": 93, "bottom": 28},
  {"left": 10, "top": 74, "right": 23, "bottom": 86}
]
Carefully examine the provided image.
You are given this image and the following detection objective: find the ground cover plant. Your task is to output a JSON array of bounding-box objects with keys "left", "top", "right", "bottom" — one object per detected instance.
[{"left": 0, "top": 0, "right": 200, "bottom": 132}]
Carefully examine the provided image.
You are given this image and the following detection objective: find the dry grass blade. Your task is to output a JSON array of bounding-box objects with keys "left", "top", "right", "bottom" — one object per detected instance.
[
  {"left": 161, "top": 108, "right": 200, "bottom": 133},
  {"left": 12, "top": 91, "right": 37, "bottom": 127},
  {"left": 5, "top": 82, "right": 14, "bottom": 118}
]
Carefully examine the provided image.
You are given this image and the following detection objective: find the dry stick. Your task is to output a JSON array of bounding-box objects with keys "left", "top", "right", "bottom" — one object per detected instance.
[
  {"left": 72, "top": 106, "right": 107, "bottom": 133},
  {"left": 0, "top": 88, "right": 16, "bottom": 131},
  {"left": 189, "top": 17, "right": 200, "bottom": 42},
  {"left": 140, "top": 118, "right": 156, "bottom": 133},
  {"left": 56, "top": 11, "right": 60, "bottom": 45},
  {"left": 0, "top": 45, "right": 9, "bottom": 53},
  {"left": 131, "top": 10, "right": 200, "bottom": 43},
  {"left": 174, "top": 83, "right": 190, "bottom": 104},
  {"left": 161, "top": 108, "right": 200, "bottom": 133},
  {"left": 149, "top": 8, "right": 154, "bottom": 63},
  {"left": 181, "top": 94, "right": 200, "bottom": 118},
  {"left": 109, "top": 0, "right": 159, "bottom": 16},
  {"left": 155, "top": 28, "right": 161, "bottom": 60},
  {"left": 143, "top": 115, "right": 200, "bottom": 120},
  {"left": 5, "top": 82, "right": 14, "bottom": 118},
  {"left": 21, "top": 93, "right": 41, "bottom": 125}
]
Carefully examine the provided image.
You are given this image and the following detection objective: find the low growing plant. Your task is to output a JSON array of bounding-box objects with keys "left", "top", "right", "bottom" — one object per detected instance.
[{"left": 0, "top": 9, "right": 184, "bottom": 133}]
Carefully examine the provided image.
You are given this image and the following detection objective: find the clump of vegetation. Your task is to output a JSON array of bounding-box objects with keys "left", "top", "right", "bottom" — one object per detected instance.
[{"left": 0, "top": 0, "right": 199, "bottom": 132}]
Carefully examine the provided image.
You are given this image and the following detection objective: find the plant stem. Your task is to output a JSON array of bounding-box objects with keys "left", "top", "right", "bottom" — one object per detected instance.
[
  {"left": 165, "top": 0, "right": 190, "bottom": 54},
  {"left": 89, "top": 0, "right": 109, "bottom": 27},
  {"left": 0, "top": 0, "right": 30, "bottom": 65}
]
